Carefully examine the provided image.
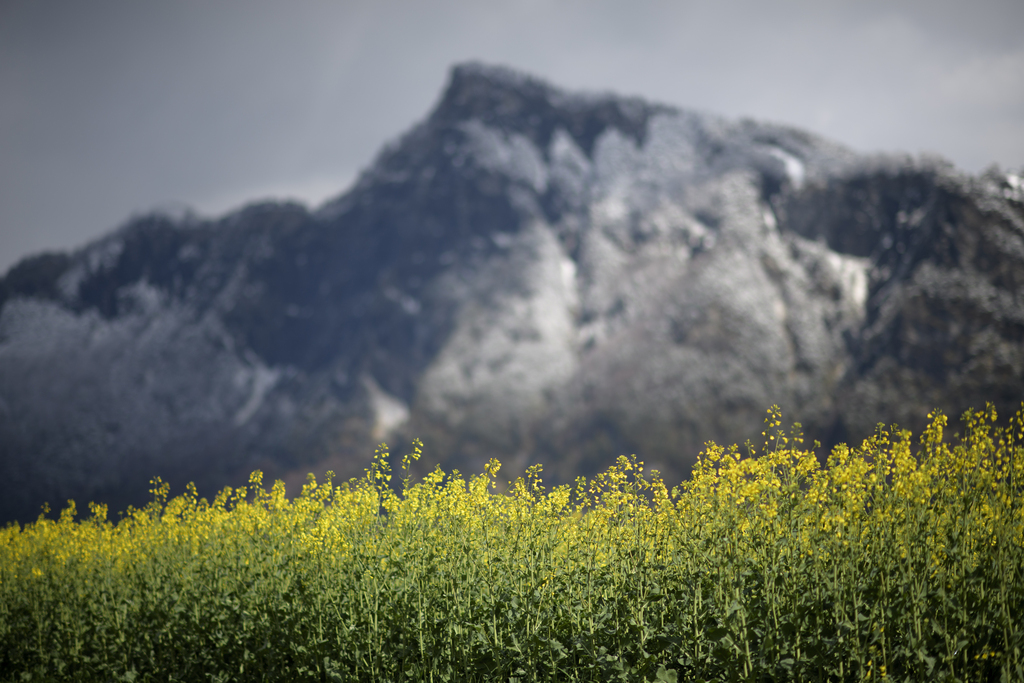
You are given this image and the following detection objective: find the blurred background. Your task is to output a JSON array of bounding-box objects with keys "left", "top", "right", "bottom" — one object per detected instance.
[{"left": 2, "top": 0, "right": 1023, "bottom": 273}]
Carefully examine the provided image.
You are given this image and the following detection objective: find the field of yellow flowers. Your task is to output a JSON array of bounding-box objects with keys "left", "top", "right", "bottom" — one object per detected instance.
[{"left": 2, "top": 405, "right": 1023, "bottom": 682}]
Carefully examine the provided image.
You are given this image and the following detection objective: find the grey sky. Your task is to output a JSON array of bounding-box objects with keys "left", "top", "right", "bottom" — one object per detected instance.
[{"left": 2, "top": 0, "right": 1022, "bottom": 273}]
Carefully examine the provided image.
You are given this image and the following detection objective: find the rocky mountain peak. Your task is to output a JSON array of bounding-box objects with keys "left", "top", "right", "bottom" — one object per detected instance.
[
  {"left": 1, "top": 64, "right": 1021, "bottom": 525},
  {"left": 430, "top": 61, "right": 667, "bottom": 159}
]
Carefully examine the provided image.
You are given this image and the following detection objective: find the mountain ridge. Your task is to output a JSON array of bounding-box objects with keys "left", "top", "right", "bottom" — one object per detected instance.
[{"left": 1, "top": 62, "right": 1022, "bottom": 524}]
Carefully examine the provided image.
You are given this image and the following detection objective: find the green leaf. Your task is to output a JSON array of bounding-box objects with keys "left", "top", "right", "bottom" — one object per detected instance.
[{"left": 655, "top": 663, "right": 679, "bottom": 682}]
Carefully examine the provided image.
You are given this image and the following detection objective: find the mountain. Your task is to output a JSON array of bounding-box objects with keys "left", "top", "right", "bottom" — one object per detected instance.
[{"left": 2, "top": 63, "right": 1022, "bottom": 524}]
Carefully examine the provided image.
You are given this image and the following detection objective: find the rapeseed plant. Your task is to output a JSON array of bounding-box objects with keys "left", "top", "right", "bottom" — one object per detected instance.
[{"left": 1, "top": 405, "right": 1022, "bottom": 682}]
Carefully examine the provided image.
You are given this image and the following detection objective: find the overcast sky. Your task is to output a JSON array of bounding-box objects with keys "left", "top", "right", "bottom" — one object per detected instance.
[{"left": 2, "top": 0, "right": 1022, "bottom": 273}]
